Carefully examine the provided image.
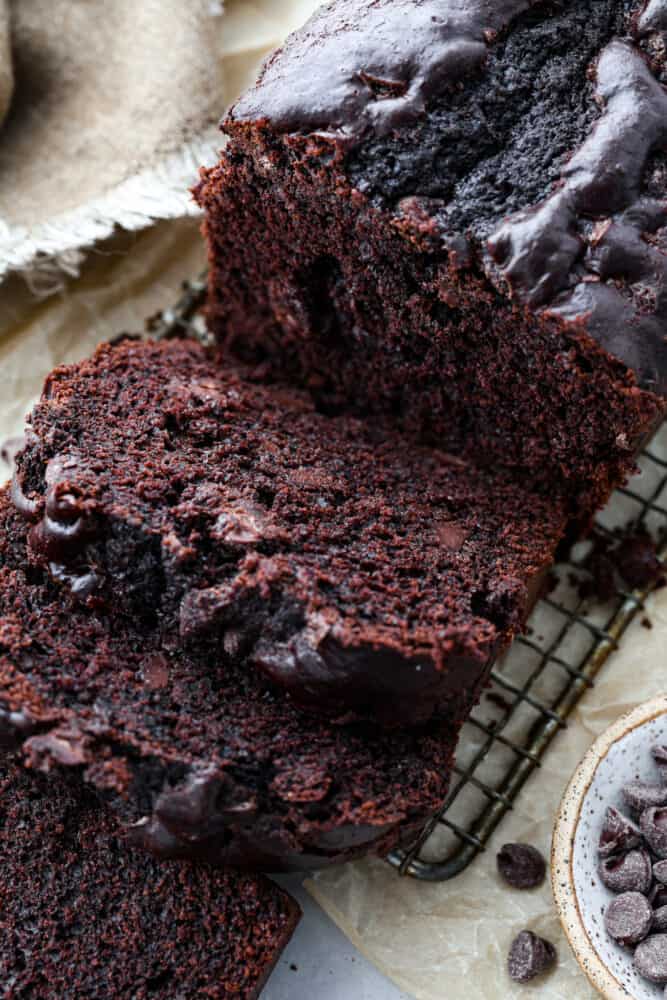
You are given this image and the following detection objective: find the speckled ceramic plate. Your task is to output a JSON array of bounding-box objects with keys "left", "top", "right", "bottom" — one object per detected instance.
[{"left": 552, "top": 695, "right": 667, "bottom": 999}]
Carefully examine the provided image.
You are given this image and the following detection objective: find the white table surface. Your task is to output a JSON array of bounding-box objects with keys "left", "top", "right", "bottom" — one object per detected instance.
[{"left": 263, "top": 875, "right": 413, "bottom": 1000}]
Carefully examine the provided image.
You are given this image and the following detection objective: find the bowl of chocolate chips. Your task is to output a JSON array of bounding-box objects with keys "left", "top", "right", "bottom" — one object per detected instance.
[{"left": 553, "top": 695, "right": 667, "bottom": 999}]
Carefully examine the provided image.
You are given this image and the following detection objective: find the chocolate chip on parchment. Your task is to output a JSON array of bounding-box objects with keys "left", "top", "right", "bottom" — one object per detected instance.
[
  {"left": 604, "top": 892, "right": 653, "bottom": 946},
  {"left": 598, "top": 805, "right": 643, "bottom": 857},
  {"left": 497, "top": 843, "right": 546, "bottom": 889},
  {"left": 599, "top": 848, "right": 652, "bottom": 895},
  {"left": 634, "top": 934, "right": 667, "bottom": 983},
  {"left": 507, "top": 931, "right": 557, "bottom": 984}
]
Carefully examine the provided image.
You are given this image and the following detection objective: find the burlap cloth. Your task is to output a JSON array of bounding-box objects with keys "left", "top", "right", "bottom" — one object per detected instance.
[{"left": 1, "top": 4, "right": 666, "bottom": 998}]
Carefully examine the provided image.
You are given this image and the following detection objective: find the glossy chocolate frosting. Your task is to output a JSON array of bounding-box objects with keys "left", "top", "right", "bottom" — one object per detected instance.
[
  {"left": 487, "top": 36, "right": 667, "bottom": 392},
  {"left": 231, "top": 0, "right": 536, "bottom": 136},
  {"left": 230, "top": 0, "right": 667, "bottom": 394}
]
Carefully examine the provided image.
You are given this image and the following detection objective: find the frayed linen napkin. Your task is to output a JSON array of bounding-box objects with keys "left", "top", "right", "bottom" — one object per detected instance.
[{"left": 0, "top": 0, "right": 225, "bottom": 287}]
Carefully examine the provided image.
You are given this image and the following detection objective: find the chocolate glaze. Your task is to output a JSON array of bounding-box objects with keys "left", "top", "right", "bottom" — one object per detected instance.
[
  {"left": 231, "top": 0, "right": 535, "bottom": 137},
  {"left": 251, "top": 624, "right": 495, "bottom": 727},
  {"left": 487, "top": 38, "right": 667, "bottom": 393}
]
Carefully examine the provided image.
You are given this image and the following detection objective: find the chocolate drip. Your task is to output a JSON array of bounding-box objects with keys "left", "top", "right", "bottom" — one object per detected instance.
[
  {"left": 231, "top": 0, "right": 535, "bottom": 137},
  {"left": 487, "top": 38, "right": 667, "bottom": 392}
]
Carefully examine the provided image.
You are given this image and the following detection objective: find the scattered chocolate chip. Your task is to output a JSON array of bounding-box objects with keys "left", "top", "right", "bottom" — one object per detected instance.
[
  {"left": 641, "top": 808, "right": 667, "bottom": 859},
  {"left": 622, "top": 782, "right": 667, "bottom": 816},
  {"left": 604, "top": 892, "right": 653, "bottom": 946},
  {"left": 641, "top": 616, "right": 654, "bottom": 629},
  {"left": 507, "top": 931, "right": 557, "bottom": 984},
  {"left": 653, "top": 746, "right": 667, "bottom": 784},
  {"left": 497, "top": 843, "right": 546, "bottom": 889},
  {"left": 599, "top": 848, "right": 652, "bottom": 895},
  {"left": 634, "top": 934, "right": 667, "bottom": 983},
  {"left": 654, "top": 906, "right": 667, "bottom": 933},
  {"left": 655, "top": 861, "right": 667, "bottom": 885},
  {"left": 598, "top": 806, "right": 643, "bottom": 857},
  {"left": 616, "top": 532, "right": 664, "bottom": 591}
]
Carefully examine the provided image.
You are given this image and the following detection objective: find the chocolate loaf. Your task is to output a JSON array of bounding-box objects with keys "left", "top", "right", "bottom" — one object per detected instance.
[{"left": 197, "top": 0, "right": 667, "bottom": 518}]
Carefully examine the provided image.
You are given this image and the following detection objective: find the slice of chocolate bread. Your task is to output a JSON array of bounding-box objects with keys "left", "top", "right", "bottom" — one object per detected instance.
[
  {"left": 12, "top": 337, "right": 567, "bottom": 727},
  {"left": 0, "top": 492, "right": 458, "bottom": 870},
  {"left": 196, "top": 0, "right": 667, "bottom": 517},
  {"left": 0, "top": 759, "right": 300, "bottom": 999}
]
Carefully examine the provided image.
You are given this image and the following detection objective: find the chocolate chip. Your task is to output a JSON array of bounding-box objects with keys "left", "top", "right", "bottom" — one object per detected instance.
[
  {"left": 507, "top": 931, "right": 557, "bottom": 983},
  {"left": 497, "top": 843, "right": 546, "bottom": 889},
  {"left": 642, "top": 807, "right": 667, "bottom": 859},
  {"left": 599, "top": 848, "right": 652, "bottom": 894},
  {"left": 654, "top": 906, "right": 667, "bottom": 933},
  {"left": 650, "top": 884, "right": 667, "bottom": 909},
  {"left": 653, "top": 746, "right": 667, "bottom": 784},
  {"left": 604, "top": 892, "right": 653, "bottom": 946},
  {"left": 598, "top": 806, "right": 643, "bottom": 857},
  {"left": 655, "top": 860, "right": 667, "bottom": 885},
  {"left": 622, "top": 782, "right": 667, "bottom": 816},
  {"left": 616, "top": 532, "right": 663, "bottom": 591},
  {"left": 634, "top": 934, "right": 667, "bottom": 983}
]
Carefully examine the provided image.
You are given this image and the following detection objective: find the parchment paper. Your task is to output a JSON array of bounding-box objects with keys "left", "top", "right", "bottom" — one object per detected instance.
[{"left": 1, "top": 4, "right": 666, "bottom": 999}]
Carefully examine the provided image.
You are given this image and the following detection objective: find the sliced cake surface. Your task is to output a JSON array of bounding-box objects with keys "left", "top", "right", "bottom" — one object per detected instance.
[
  {"left": 197, "top": 0, "right": 667, "bottom": 516},
  {"left": 0, "top": 760, "right": 300, "bottom": 999},
  {"left": 0, "top": 491, "right": 457, "bottom": 871},
  {"left": 12, "top": 337, "right": 566, "bottom": 727}
]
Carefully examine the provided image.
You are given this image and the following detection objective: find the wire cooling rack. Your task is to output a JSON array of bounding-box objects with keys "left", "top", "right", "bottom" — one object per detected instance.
[{"left": 153, "top": 277, "right": 667, "bottom": 884}]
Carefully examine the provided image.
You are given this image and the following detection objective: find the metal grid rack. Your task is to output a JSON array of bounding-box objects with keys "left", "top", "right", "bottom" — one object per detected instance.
[{"left": 154, "top": 277, "right": 667, "bottom": 885}]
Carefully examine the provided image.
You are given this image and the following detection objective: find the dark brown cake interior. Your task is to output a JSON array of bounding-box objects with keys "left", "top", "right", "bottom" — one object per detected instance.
[
  {"left": 0, "top": 760, "right": 300, "bottom": 1000},
  {"left": 0, "top": 490, "right": 457, "bottom": 871},
  {"left": 13, "top": 338, "right": 567, "bottom": 727}
]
